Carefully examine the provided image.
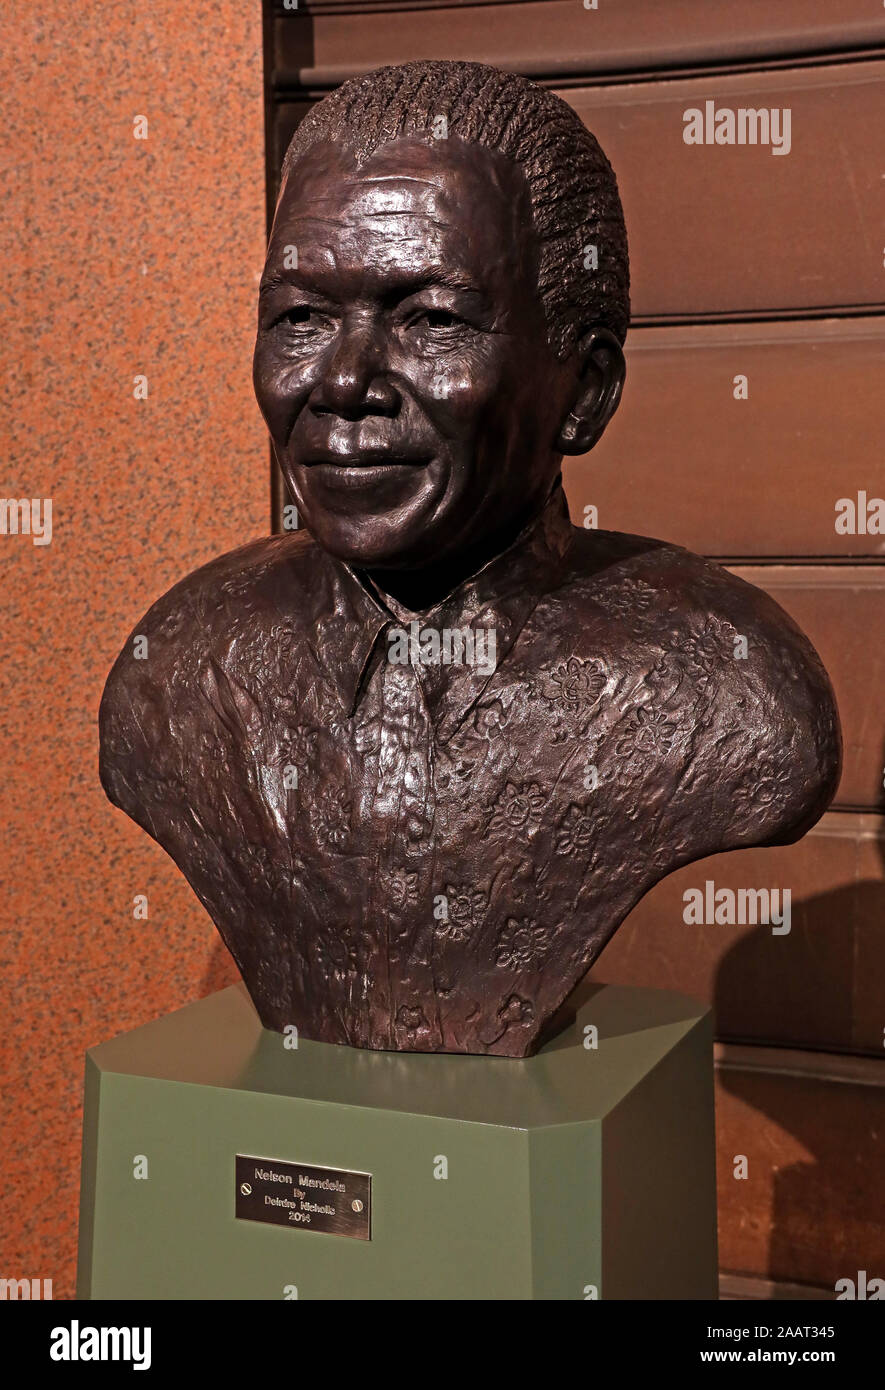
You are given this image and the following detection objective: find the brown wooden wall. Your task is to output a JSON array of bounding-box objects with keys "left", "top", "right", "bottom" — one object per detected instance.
[{"left": 263, "top": 0, "right": 885, "bottom": 1293}]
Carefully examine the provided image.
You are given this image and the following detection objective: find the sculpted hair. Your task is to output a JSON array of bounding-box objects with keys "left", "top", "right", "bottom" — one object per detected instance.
[{"left": 281, "top": 59, "right": 630, "bottom": 356}]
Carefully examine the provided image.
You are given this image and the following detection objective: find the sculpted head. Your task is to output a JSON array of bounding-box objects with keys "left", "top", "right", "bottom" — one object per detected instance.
[{"left": 253, "top": 60, "right": 630, "bottom": 583}]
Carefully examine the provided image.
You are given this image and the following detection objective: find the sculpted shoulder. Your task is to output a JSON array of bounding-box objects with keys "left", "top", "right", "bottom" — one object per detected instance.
[
  {"left": 98, "top": 530, "right": 325, "bottom": 822},
  {"left": 110, "top": 528, "right": 324, "bottom": 664},
  {"left": 551, "top": 526, "right": 841, "bottom": 846}
]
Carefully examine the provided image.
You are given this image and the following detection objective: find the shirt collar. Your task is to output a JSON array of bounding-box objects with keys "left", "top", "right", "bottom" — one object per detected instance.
[{"left": 315, "top": 481, "right": 574, "bottom": 742}]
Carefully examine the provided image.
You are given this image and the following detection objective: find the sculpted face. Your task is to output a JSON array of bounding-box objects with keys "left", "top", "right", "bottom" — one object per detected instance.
[{"left": 253, "top": 136, "right": 584, "bottom": 577}]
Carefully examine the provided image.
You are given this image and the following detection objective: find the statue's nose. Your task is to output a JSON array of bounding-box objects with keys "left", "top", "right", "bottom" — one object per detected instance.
[{"left": 311, "top": 321, "right": 398, "bottom": 419}]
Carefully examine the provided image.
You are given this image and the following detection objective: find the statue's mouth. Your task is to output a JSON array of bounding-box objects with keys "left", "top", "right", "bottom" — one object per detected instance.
[
  {"left": 304, "top": 452, "right": 429, "bottom": 468},
  {"left": 306, "top": 459, "right": 429, "bottom": 489}
]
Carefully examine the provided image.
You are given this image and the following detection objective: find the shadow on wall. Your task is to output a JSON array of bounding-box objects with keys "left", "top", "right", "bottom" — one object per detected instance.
[{"left": 714, "top": 815, "right": 885, "bottom": 1290}]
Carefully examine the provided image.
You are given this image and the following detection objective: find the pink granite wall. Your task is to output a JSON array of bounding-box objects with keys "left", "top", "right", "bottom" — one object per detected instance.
[{"left": 0, "top": 1, "right": 266, "bottom": 1297}]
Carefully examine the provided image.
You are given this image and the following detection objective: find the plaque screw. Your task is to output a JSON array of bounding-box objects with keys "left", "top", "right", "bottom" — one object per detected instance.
[
  {"left": 352, "top": 1199, "right": 363, "bottom": 1213},
  {"left": 240, "top": 1183, "right": 252, "bottom": 1196}
]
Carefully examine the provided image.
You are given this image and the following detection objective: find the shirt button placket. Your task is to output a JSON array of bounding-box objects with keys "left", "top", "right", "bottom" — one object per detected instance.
[{"left": 375, "top": 658, "right": 437, "bottom": 1046}]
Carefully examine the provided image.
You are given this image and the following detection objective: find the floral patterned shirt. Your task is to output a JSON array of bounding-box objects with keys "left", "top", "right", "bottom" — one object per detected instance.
[{"left": 100, "top": 484, "right": 839, "bottom": 1055}]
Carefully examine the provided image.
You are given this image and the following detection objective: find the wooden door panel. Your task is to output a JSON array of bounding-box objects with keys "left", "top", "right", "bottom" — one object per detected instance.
[
  {"left": 590, "top": 811, "right": 885, "bottom": 1055},
  {"left": 560, "top": 62, "right": 885, "bottom": 319},
  {"left": 280, "top": 2, "right": 885, "bottom": 85},
  {"left": 565, "top": 319, "right": 885, "bottom": 558},
  {"left": 714, "top": 1050, "right": 885, "bottom": 1287}
]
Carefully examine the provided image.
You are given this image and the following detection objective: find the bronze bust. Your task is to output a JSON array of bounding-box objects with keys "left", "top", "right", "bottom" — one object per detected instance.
[{"left": 99, "top": 61, "right": 840, "bottom": 1057}]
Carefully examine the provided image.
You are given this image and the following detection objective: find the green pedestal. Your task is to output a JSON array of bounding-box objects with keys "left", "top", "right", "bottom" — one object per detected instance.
[{"left": 77, "top": 982, "right": 717, "bottom": 1300}]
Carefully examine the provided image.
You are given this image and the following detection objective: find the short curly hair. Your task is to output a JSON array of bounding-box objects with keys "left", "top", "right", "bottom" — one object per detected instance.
[{"left": 281, "top": 60, "right": 630, "bottom": 357}]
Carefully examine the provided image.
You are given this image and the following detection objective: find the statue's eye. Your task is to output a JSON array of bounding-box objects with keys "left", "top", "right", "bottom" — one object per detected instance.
[
  {"left": 422, "top": 310, "right": 461, "bottom": 330},
  {"left": 278, "top": 306, "right": 313, "bottom": 327},
  {"left": 275, "top": 305, "right": 336, "bottom": 335}
]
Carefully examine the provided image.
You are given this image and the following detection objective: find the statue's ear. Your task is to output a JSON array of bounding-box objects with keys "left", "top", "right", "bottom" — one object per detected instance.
[{"left": 555, "top": 327, "right": 626, "bottom": 455}]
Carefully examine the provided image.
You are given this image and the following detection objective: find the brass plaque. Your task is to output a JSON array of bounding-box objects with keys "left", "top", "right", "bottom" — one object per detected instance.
[{"left": 235, "top": 1155, "right": 371, "bottom": 1240}]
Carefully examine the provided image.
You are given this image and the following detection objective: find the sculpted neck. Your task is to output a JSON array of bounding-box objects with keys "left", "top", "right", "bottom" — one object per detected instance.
[{"left": 363, "top": 482, "right": 561, "bottom": 615}]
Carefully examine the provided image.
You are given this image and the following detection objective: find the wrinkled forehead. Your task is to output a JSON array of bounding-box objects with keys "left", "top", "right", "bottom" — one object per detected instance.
[{"left": 266, "top": 135, "right": 537, "bottom": 285}]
